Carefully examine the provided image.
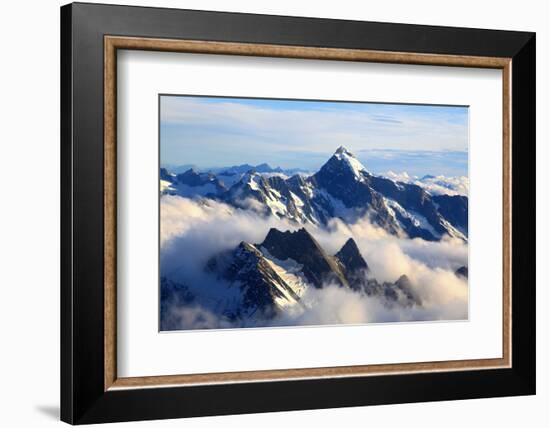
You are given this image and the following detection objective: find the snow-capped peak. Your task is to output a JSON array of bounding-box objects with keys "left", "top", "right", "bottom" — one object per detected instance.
[
  {"left": 333, "top": 146, "right": 367, "bottom": 180},
  {"left": 238, "top": 170, "right": 263, "bottom": 191},
  {"left": 334, "top": 145, "right": 353, "bottom": 156}
]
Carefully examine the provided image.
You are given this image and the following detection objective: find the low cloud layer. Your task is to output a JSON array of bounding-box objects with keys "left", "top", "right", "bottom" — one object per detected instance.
[
  {"left": 160, "top": 195, "right": 468, "bottom": 330},
  {"left": 384, "top": 171, "right": 469, "bottom": 196}
]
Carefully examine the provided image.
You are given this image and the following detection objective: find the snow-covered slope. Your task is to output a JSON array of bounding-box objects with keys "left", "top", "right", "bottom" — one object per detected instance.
[
  {"left": 161, "top": 226, "right": 421, "bottom": 329},
  {"left": 161, "top": 147, "right": 468, "bottom": 242},
  {"left": 227, "top": 148, "right": 467, "bottom": 241}
]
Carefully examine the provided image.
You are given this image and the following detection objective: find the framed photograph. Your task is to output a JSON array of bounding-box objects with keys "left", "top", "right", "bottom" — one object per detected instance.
[{"left": 60, "top": 2, "right": 535, "bottom": 424}]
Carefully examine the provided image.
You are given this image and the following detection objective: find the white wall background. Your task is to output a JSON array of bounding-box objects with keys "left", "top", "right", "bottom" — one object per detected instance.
[{"left": 0, "top": 0, "right": 545, "bottom": 427}]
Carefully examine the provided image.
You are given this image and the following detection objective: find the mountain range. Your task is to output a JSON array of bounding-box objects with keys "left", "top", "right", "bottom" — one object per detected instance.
[
  {"left": 161, "top": 146, "right": 467, "bottom": 242},
  {"left": 161, "top": 227, "right": 429, "bottom": 330},
  {"left": 160, "top": 146, "right": 469, "bottom": 330}
]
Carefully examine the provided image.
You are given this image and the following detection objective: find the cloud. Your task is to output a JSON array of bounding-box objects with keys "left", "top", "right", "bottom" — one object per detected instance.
[
  {"left": 162, "top": 305, "right": 236, "bottom": 330},
  {"left": 355, "top": 149, "right": 468, "bottom": 177},
  {"left": 271, "top": 281, "right": 467, "bottom": 326},
  {"left": 372, "top": 115, "right": 403, "bottom": 124},
  {"left": 304, "top": 217, "right": 468, "bottom": 320},
  {"left": 160, "top": 196, "right": 300, "bottom": 312},
  {"left": 384, "top": 170, "right": 469, "bottom": 196},
  {"left": 160, "top": 196, "right": 468, "bottom": 330},
  {"left": 160, "top": 96, "right": 468, "bottom": 171}
]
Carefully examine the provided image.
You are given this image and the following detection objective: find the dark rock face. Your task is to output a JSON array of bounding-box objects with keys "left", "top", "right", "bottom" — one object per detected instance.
[
  {"left": 336, "top": 238, "right": 369, "bottom": 272},
  {"left": 267, "top": 175, "right": 311, "bottom": 222},
  {"left": 433, "top": 194, "right": 468, "bottom": 234},
  {"left": 160, "top": 277, "right": 195, "bottom": 330},
  {"left": 363, "top": 274, "right": 420, "bottom": 307},
  {"left": 160, "top": 167, "right": 173, "bottom": 182},
  {"left": 160, "top": 276, "right": 193, "bottom": 305},
  {"left": 313, "top": 150, "right": 376, "bottom": 208},
  {"left": 285, "top": 174, "right": 334, "bottom": 225},
  {"left": 455, "top": 266, "right": 468, "bottom": 279},
  {"left": 367, "top": 175, "right": 453, "bottom": 240},
  {"left": 393, "top": 275, "right": 422, "bottom": 306},
  {"left": 176, "top": 168, "right": 226, "bottom": 193},
  {"left": 207, "top": 241, "right": 302, "bottom": 318},
  {"left": 335, "top": 238, "right": 369, "bottom": 290},
  {"left": 260, "top": 228, "right": 349, "bottom": 288},
  {"left": 311, "top": 148, "right": 398, "bottom": 234}
]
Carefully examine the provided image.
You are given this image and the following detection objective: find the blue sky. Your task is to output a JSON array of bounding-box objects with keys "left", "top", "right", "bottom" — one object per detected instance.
[{"left": 160, "top": 95, "right": 469, "bottom": 177}]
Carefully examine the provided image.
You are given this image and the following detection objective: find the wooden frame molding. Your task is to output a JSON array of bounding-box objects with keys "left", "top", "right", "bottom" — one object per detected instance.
[{"left": 104, "top": 35, "right": 512, "bottom": 391}]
